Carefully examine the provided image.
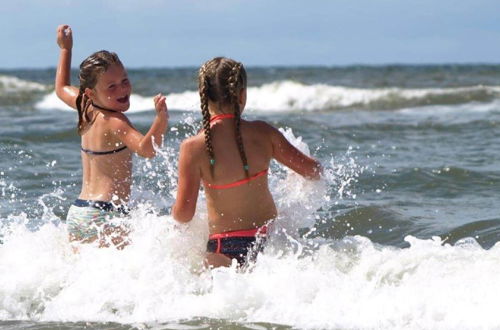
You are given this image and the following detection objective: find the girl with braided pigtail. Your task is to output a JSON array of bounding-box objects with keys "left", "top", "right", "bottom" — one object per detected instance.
[
  {"left": 172, "top": 57, "right": 322, "bottom": 268},
  {"left": 55, "top": 25, "right": 169, "bottom": 249}
]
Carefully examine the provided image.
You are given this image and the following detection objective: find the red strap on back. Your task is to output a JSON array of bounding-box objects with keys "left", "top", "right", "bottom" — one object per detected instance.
[{"left": 206, "top": 169, "right": 268, "bottom": 190}]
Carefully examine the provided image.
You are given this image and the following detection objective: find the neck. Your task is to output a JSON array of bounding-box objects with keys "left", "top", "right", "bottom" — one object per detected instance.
[
  {"left": 92, "top": 102, "right": 118, "bottom": 113},
  {"left": 210, "top": 113, "right": 235, "bottom": 123}
]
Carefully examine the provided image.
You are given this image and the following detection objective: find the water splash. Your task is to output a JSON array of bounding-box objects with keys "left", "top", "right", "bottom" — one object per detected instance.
[{"left": 3, "top": 121, "right": 497, "bottom": 329}]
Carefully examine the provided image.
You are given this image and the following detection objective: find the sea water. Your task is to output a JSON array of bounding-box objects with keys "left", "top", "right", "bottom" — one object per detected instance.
[{"left": 1, "top": 65, "right": 500, "bottom": 329}]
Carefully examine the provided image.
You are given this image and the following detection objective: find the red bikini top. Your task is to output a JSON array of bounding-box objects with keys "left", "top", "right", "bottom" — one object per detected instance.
[{"left": 205, "top": 113, "right": 268, "bottom": 190}]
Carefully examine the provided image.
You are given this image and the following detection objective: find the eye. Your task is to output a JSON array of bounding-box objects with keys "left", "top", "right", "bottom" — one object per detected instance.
[
  {"left": 108, "top": 84, "right": 116, "bottom": 90},
  {"left": 122, "top": 79, "right": 130, "bottom": 86}
]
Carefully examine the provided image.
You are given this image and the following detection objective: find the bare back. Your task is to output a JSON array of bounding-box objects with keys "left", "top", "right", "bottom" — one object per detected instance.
[
  {"left": 191, "top": 119, "right": 277, "bottom": 234},
  {"left": 79, "top": 111, "right": 132, "bottom": 202}
]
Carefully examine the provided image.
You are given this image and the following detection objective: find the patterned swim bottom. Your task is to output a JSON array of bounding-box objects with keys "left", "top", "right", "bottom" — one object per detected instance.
[{"left": 66, "top": 199, "right": 128, "bottom": 242}]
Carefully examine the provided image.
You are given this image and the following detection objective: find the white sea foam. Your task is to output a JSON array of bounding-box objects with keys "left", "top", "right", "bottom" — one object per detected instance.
[
  {"left": 0, "top": 75, "right": 47, "bottom": 93},
  {"left": 399, "top": 99, "right": 500, "bottom": 115},
  {"left": 35, "top": 90, "right": 202, "bottom": 113},
  {"left": 34, "top": 82, "right": 500, "bottom": 113},
  {"left": 1, "top": 214, "right": 499, "bottom": 328},
  {"left": 247, "top": 82, "right": 500, "bottom": 112},
  {"left": 35, "top": 92, "right": 162, "bottom": 113}
]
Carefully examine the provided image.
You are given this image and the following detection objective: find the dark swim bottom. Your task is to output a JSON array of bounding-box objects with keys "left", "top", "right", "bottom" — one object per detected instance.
[{"left": 206, "top": 226, "right": 268, "bottom": 266}]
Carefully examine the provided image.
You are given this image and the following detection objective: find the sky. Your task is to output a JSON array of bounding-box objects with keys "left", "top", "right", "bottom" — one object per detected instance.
[{"left": 0, "top": 0, "right": 499, "bottom": 69}]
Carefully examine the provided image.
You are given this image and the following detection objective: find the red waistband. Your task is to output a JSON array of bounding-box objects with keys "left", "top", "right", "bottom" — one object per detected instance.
[{"left": 209, "top": 225, "right": 268, "bottom": 240}]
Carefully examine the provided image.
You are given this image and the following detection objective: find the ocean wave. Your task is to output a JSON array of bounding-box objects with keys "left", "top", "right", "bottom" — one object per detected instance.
[
  {"left": 33, "top": 81, "right": 500, "bottom": 113},
  {"left": 0, "top": 75, "right": 49, "bottom": 106},
  {"left": 245, "top": 81, "right": 500, "bottom": 112},
  {"left": 34, "top": 91, "right": 200, "bottom": 113},
  {"left": 0, "top": 75, "right": 47, "bottom": 93},
  {"left": 36, "top": 92, "right": 155, "bottom": 112}
]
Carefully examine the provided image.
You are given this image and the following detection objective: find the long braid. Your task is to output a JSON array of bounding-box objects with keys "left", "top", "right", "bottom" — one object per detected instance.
[
  {"left": 228, "top": 62, "right": 249, "bottom": 177},
  {"left": 199, "top": 64, "right": 215, "bottom": 177}
]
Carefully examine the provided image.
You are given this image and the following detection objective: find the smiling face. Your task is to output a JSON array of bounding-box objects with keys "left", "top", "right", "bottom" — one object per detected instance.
[{"left": 86, "top": 63, "right": 131, "bottom": 112}]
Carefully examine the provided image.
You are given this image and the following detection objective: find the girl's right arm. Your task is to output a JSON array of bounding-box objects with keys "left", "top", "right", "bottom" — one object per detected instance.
[
  {"left": 55, "top": 24, "right": 79, "bottom": 109},
  {"left": 172, "top": 138, "right": 201, "bottom": 222},
  {"left": 268, "top": 123, "right": 322, "bottom": 180}
]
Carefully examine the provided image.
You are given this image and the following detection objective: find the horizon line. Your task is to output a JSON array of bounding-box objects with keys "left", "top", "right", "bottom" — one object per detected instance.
[
  {"left": 0, "top": 61, "right": 500, "bottom": 71},
  {"left": 2, "top": 62, "right": 500, "bottom": 71}
]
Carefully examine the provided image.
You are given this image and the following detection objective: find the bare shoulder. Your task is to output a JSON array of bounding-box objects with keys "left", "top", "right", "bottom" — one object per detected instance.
[
  {"left": 246, "top": 120, "right": 284, "bottom": 143},
  {"left": 104, "top": 112, "right": 131, "bottom": 127},
  {"left": 179, "top": 133, "right": 205, "bottom": 158},
  {"left": 101, "top": 113, "right": 137, "bottom": 137},
  {"left": 244, "top": 119, "right": 276, "bottom": 135}
]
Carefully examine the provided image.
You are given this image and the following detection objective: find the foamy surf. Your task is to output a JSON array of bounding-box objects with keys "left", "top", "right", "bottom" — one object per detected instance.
[
  {"left": 1, "top": 214, "right": 500, "bottom": 329},
  {"left": 0, "top": 75, "right": 47, "bottom": 94},
  {"left": 33, "top": 81, "right": 500, "bottom": 113},
  {"left": 35, "top": 92, "right": 166, "bottom": 113}
]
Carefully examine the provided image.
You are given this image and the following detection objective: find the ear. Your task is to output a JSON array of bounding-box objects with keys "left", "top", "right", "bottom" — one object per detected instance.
[{"left": 84, "top": 87, "right": 94, "bottom": 100}]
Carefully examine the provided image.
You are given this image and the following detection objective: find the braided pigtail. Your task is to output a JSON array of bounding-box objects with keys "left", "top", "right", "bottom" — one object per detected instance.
[
  {"left": 198, "top": 57, "right": 249, "bottom": 179},
  {"left": 199, "top": 65, "right": 216, "bottom": 177},
  {"left": 228, "top": 62, "right": 249, "bottom": 178},
  {"left": 75, "top": 87, "right": 92, "bottom": 135}
]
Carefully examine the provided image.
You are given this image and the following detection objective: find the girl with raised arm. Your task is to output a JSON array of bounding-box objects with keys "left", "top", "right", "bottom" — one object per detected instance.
[{"left": 55, "top": 25, "right": 168, "bottom": 247}]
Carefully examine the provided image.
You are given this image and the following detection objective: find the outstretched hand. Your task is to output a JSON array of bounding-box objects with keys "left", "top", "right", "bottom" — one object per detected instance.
[
  {"left": 153, "top": 93, "right": 168, "bottom": 117},
  {"left": 56, "top": 24, "right": 73, "bottom": 50}
]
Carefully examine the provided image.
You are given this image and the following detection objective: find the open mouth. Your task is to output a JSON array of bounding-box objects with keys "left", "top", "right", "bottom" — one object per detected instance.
[{"left": 117, "top": 95, "right": 129, "bottom": 104}]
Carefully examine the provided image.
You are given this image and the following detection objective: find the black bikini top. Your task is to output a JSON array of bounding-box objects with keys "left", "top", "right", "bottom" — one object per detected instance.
[{"left": 81, "top": 145, "right": 127, "bottom": 155}]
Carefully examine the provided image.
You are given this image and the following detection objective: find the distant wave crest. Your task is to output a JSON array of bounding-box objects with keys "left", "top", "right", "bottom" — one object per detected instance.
[
  {"left": 245, "top": 81, "right": 500, "bottom": 111},
  {"left": 31, "top": 80, "right": 500, "bottom": 113},
  {"left": 0, "top": 75, "right": 47, "bottom": 93}
]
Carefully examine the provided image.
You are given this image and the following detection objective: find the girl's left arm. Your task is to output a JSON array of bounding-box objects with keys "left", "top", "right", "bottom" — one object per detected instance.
[
  {"left": 268, "top": 124, "right": 322, "bottom": 180},
  {"left": 172, "top": 139, "right": 201, "bottom": 222}
]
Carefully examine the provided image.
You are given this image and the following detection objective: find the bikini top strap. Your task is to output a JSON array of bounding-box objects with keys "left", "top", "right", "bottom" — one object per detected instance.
[{"left": 205, "top": 168, "right": 268, "bottom": 190}]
